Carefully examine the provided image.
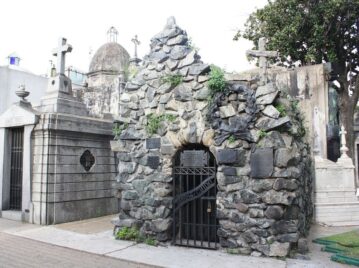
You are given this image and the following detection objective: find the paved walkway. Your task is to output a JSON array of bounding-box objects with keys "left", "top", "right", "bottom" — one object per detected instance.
[
  {"left": 0, "top": 215, "right": 357, "bottom": 268},
  {"left": 0, "top": 232, "right": 155, "bottom": 268}
]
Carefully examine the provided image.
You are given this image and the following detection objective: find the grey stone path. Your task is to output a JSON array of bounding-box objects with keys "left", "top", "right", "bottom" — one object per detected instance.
[
  {"left": 0, "top": 216, "right": 356, "bottom": 268},
  {"left": 0, "top": 232, "right": 157, "bottom": 268}
]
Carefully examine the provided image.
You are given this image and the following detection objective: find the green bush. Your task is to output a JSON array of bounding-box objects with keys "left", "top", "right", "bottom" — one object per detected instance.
[
  {"left": 207, "top": 65, "right": 227, "bottom": 99},
  {"left": 115, "top": 227, "right": 141, "bottom": 241}
]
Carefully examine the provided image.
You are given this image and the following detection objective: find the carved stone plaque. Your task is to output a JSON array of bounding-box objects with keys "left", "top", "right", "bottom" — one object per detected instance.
[
  {"left": 250, "top": 148, "right": 273, "bottom": 178},
  {"left": 146, "top": 138, "right": 161, "bottom": 149},
  {"left": 147, "top": 156, "right": 160, "bottom": 169},
  {"left": 180, "top": 150, "right": 208, "bottom": 167}
]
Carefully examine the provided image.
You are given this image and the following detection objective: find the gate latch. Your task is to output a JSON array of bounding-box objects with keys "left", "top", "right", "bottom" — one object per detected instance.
[{"left": 207, "top": 203, "right": 212, "bottom": 213}]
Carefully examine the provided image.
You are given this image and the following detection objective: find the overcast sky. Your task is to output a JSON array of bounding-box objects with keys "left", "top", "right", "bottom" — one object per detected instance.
[{"left": 0, "top": 0, "right": 267, "bottom": 75}]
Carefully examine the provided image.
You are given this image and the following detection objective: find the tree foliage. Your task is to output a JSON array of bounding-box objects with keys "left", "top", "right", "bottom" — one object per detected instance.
[{"left": 235, "top": 0, "right": 359, "bottom": 156}]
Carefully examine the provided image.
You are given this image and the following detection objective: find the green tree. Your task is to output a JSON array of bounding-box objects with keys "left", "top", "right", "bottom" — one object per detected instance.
[{"left": 235, "top": 0, "right": 359, "bottom": 157}]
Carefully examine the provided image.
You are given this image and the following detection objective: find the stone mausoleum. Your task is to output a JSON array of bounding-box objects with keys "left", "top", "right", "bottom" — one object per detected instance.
[
  {"left": 0, "top": 38, "right": 118, "bottom": 224},
  {"left": 112, "top": 18, "right": 313, "bottom": 257}
]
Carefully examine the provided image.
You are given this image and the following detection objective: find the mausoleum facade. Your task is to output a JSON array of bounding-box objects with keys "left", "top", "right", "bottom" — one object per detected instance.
[{"left": 112, "top": 18, "right": 313, "bottom": 257}]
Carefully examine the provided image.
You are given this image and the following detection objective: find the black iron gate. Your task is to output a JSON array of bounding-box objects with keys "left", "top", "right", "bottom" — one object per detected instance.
[
  {"left": 9, "top": 127, "right": 24, "bottom": 210},
  {"left": 172, "top": 146, "right": 218, "bottom": 249}
]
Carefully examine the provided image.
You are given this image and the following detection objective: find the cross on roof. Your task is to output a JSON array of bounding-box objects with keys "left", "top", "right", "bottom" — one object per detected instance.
[
  {"left": 246, "top": 37, "right": 279, "bottom": 84},
  {"left": 52, "top": 37, "right": 72, "bottom": 75},
  {"left": 131, "top": 35, "right": 140, "bottom": 59}
]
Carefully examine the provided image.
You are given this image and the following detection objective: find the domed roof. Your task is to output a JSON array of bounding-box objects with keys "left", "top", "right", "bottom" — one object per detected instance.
[{"left": 89, "top": 42, "right": 130, "bottom": 74}]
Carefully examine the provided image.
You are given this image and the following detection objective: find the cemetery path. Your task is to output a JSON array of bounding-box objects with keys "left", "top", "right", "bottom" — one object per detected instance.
[{"left": 0, "top": 232, "right": 157, "bottom": 268}]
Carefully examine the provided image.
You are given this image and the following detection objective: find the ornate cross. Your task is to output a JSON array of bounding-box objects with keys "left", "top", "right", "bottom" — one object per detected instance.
[
  {"left": 131, "top": 35, "right": 140, "bottom": 59},
  {"left": 52, "top": 37, "right": 72, "bottom": 75},
  {"left": 246, "top": 37, "right": 279, "bottom": 84}
]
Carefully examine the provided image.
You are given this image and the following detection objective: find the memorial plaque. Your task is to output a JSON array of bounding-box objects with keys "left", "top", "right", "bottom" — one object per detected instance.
[
  {"left": 217, "top": 149, "right": 238, "bottom": 165},
  {"left": 250, "top": 148, "right": 273, "bottom": 178},
  {"left": 146, "top": 138, "right": 161, "bottom": 149},
  {"left": 180, "top": 150, "right": 208, "bottom": 167},
  {"left": 147, "top": 156, "right": 160, "bottom": 169}
]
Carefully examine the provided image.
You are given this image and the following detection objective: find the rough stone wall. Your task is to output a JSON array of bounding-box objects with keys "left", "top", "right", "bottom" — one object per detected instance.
[{"left": 113, "top": 18, "right": 313, "bottom": 257}]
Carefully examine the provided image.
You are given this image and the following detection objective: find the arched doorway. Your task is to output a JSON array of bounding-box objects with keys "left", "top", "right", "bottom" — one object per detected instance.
[{"left": 172, "top": 144, "right": 218, "bottom": 249}]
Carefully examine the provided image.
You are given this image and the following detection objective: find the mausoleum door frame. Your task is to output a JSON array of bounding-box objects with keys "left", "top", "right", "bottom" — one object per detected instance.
[{"left": 0, "top": 124, "right": 36, "bottom": 221}]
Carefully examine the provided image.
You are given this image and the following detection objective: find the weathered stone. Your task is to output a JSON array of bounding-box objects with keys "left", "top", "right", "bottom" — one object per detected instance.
[
  {"left": 217, "top": 173, "right": 241, "bottom": 186},
  {"left": 149, "top": 51, "right": 169, "bottom": 63},
  {"left": 249, "top": 208, "right": 264, "bottom": 218},
  {"left": 239, "top": 189, "right": 260, "bottom": 204},
  {"left": 151, "top": 218, "right": 172, "bottom": 232},
  {"left": 161, "top": 144, "right": 175, "bottom": 155},
  {"left": 217, "top": 149, "right": 246, "bottom": 166},
  {"left": 251, "top": 179, "right": 274, "bottom": 193},
  {"left": 194, "top": 87, "right": 209, "bottom": 100},
  {"left": 262, "top": 190, "right": 296, "bottom": 205},
  {"left": 256, "top": 91, "right": 279, "bottom": 105},
  {"left": 146, "top": 138, "right": 161, "bottom": 149},
  {"left": 178, "top": 50, "right": 196, "bottom": 68},
  {"left": 235, "top": 203, "right": 249, "bottom": 213},
  {"left": 118, "top": 162, "right": 137, "bottom": 174},
  {"left": 166, "top": 60, "right": 178, "bottom": 71},
  {"left": 158, "top": 83, "right": 172, "bottom": 93},
  {"left": 255, "top": 116, "right": 291, "bottom": 132},
  {"left": 264, "top": 206, "right": 284, "bottom": 220},
  {"left": 219, "top": 105, "right": 236, "bottom": 118},
  {"left": 174, "top": 84, "right": 192, "bottom": 101},
  {"left": 269, "top": 242, "right": 290, "bottom": 257},
  {"left": 262, "top": 105, "right": 280, "bottom": 119},
  {"left": 273, "top": 178, "right": 298, "bottom": 191},
  {"left": 250, "top": 148, "right": 273, "bottom": 178},
  {"left": 275, "top": 148, "right": 299, "bottom": 167},
  {"left": 242, "top": 231, "right": 258, "bottom": 243},
  {"left": 255, "top": 83, "right": 277, "bottom": 98},
  {"left": 198, "top": 75, "right": 209, "bottom": 83},
  {"left": 167, "top": 34, "right": 188, "bottom": 46},
  {"left": 170, "top": 46, "right": 190, "bottom": 60},
  {"left": 271, "top": 220, "right": 298, "bottom": 234},
  {"left": 117, "top": 153, "right": 131, "bottom": 162},
  {"left": 222, "top": 167, "right": 237, "bottom": 176},
  {"left": 277, "top": 233, "right": 299, "bottom": 243},
  {"left": 126, "top": 83, "right": 141, "bottom": 91},
  {"left": 258, "top": 131, "right": 286, "bottom": 149},
  {"left": 122, "top": 190, "right": 139, "bottom": 200},
  {"left": 119, "top": 128, "right": 143, "bottom": 140},
  {"left": 297, "top": 238, "right": 309, "bottom": 254},
  {"left": 188, "top": 63, "right": 210, "bottom": 75}
]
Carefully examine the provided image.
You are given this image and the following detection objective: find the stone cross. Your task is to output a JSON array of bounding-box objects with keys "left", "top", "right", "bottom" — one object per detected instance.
[
  {"left": 246, "top": 37, "right": 279, "bottom": 84},
  {"left": 131, "top": 35, "right": 140, "bottom": 59},
  {"left": 52, "top": 37, "right": 72, "bottom": 75}
]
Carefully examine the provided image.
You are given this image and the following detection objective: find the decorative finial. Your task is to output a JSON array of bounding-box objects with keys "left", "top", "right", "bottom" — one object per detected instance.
[
  {"left": 107, "top": 26, "right": 119, "bottom": 43},
  {"left": 165, "top": 16, "right": 176, "bottom": 29},
  {"left": 339, "top": 125, "right": 349, "bottom": 157},
  {"left": 131, "top": 35, "right": 141, "bottom": 59},
  {"left": 15, "top": 84, "right": 30, "bottom": 102}
]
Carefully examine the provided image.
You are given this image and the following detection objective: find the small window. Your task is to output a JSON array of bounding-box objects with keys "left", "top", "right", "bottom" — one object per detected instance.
[{"left": 80, "top": 150, "right": 95, "bottom": 171}]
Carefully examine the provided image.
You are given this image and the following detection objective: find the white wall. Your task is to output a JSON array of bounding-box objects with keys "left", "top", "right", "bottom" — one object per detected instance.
[{"left": 0, "top": 66, "right": 48, "bottom": 114}]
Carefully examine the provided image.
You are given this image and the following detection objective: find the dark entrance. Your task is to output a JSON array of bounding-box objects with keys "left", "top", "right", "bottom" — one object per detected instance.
[
  {"left": 9, "top": 127, "right": 24, "bottom": 210},
  {"left": 172, "top": 145, "right": 218, "bottom": 249}
]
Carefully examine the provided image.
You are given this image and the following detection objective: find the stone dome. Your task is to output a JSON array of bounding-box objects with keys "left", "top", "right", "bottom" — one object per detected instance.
[{"left": 88, "top": 42, "right": 130, "bottom": 74}]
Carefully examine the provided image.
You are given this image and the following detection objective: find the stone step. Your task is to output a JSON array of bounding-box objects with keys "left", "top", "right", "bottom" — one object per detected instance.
[{"left": 314, "top": 202, "right": 359, "bottom": 226}]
